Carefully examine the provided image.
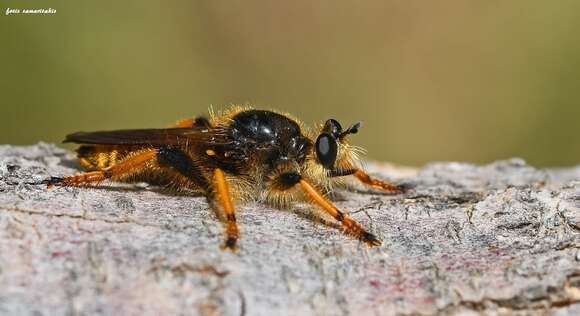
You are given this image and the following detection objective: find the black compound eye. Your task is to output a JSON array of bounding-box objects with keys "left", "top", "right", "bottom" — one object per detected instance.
[{"left": 315, "top": 133, "right": 338, "bottom": 169}]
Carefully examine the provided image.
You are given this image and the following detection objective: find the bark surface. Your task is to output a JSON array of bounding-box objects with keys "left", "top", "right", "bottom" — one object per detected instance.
[{"left": 0, "top": 144, "right": 579, "bottom": 316}]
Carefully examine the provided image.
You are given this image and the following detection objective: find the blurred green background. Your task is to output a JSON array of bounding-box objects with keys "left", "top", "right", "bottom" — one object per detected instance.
[{"left": 1, "top": 1, "right": 579, "bottom": 167}]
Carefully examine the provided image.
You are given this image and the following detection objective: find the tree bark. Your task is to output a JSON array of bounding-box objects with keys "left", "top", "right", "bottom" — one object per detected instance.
[{"left": 0, "top": 143, "right": 579, "bottom": 316}]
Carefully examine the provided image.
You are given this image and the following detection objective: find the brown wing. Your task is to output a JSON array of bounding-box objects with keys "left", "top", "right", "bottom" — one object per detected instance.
[{"left": 64, "top": 127, "right": 229, "bottom": 146}]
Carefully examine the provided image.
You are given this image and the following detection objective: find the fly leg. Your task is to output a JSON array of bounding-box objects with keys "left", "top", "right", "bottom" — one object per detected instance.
[
  {"left": 43, "top": 149, "right": 158, "bottom": 187},
  {"left": 157, "top": 147, "right": 241, "bottom": 250},
  {"left": 331, "top": 168, "right": 406, "bottom": 193},
  {"left": 129, "top": 148, "right": 239, "bottom": 250},
  {"left": 212, "top": 168, "right": 240, "bottom": 251},
  {"left": 275, "top": 172, "right": 381, "bottom": 247}
]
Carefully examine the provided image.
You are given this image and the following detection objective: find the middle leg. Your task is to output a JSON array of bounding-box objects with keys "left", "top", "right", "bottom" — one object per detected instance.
[
  {"left": 153, "top": 148, "right": 239, "bottom": 250},
  {"left": 212, "top": 168, "right": 239, "bottom": 251}
]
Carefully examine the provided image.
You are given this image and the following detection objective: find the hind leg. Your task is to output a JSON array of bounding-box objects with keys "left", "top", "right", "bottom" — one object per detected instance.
[{"left": 44, "top": 149, "right": 158, "bottom": 187}]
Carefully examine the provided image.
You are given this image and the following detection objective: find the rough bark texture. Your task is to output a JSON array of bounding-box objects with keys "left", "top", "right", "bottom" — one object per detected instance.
[{"left": 0, "top": 143, "right": 579, "bottom": 316}]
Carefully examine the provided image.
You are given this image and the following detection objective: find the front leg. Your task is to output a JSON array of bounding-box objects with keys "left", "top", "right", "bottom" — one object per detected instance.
[
  {"left": 276, "top": 172, "right": 381, "bottom": 247},
  {"left": 331, "top": 168, "right": 406, "bottom": 193}
]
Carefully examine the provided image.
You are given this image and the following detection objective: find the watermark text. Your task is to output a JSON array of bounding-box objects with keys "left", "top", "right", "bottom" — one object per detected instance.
[{"left": 6, "top": 8, "right": 56, "bottom": 15}]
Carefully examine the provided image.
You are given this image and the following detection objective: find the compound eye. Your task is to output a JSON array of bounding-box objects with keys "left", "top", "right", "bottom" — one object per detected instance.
[{"left": 315, "top": 133, "right": 338, "bottom": 169}]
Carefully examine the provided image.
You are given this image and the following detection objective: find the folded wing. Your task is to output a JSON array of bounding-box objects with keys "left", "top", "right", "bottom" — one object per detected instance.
[{"left": 64, "top": 127, "right": 229, "bottom": 146}]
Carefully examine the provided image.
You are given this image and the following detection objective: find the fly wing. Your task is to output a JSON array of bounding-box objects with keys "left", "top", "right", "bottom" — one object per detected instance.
[{"left": 64, "top": 127, "right": 229, "bottom": 146}]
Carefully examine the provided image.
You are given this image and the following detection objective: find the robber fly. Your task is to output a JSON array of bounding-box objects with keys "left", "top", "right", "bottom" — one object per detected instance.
[{"left": 44, "top": 107, "right": 405, "bottom": 250}]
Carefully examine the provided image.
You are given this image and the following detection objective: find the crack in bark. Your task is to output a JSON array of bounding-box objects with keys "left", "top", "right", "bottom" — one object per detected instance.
[
  {"left": 556, "top": 200, "right": 580, "bottom": 234},
  {"left": 0, "top": 206, "right": 194, "bottom": 232},
  {"left": 433, "top": 273, "right": 580, "bottom": 315}
]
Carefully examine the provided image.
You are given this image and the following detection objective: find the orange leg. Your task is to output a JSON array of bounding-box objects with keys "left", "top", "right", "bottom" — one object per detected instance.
[
  {"left": 213, "top": 168, "right": 240, "bottom": 251},
  {"left": 44, "top": 149, "right": 158, "bottom": 187},
  {"left": 353, "top": 169, "right": 404, "bottom": 193},
  {"left": 172, "top": 118, "right": 195, "bottom": 128},
  {"left": 299, "top": 179, "right": 381, "bottom": 247},
  {"left": 171, "top": 117, "right": 211, "bottom": 128}
]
